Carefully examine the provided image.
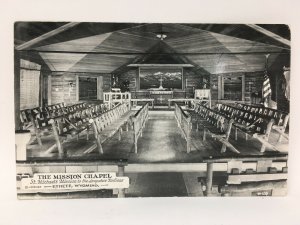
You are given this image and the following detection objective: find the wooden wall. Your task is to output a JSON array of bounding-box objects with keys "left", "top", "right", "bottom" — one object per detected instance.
[
  {"left": 183, "top": 68, "right": 210, "bottom": 97},
  {"left": 117, "top": 67, "right": 208, "bottom": 95},
  {"left": 48, "top": 72, "right": 111, "bottom": 105},
  {"left": 210, "top": 71, "right": 265, "bottom": 104},
  {"left": 117, "top": 69, "right": 138, "bottom": 92},
  {"left": 112, "top": 64, "right": 289, "bottom": 111}
]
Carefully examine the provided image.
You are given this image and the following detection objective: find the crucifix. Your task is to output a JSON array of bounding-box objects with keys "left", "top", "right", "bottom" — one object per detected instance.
[{"left": 158, "top": 73, "right": 164, "bottom": 89}]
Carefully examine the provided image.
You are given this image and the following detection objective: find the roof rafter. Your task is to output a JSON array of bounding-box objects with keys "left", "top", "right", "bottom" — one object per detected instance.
[
  {"left": 245, "top": 24, "right": 290, "bottom": 47},
  {"left": 16, "top": 22, "right": 81, "bottom": 50}
]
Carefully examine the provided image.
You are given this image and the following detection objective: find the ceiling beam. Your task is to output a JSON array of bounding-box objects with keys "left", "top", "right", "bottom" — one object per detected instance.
[
  {"left": 15, "top": 22, "right": 81, "bottom": 50},
  {"left": 127, "top": 64, "right": 194, "bottom": 67},
  {"left": 245, "top": 24, "right": 290, "bottom": 47},
  {"left": 18, "top": 49, "right": 290, "bottom": 55}
]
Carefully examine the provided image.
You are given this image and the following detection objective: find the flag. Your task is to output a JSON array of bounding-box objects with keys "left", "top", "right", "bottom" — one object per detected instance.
[{"left": 263, "top": 72, "right": 271, "bottom": 99}]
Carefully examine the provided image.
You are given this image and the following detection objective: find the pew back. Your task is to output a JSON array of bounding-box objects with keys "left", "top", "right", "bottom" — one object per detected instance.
[
  {"left": 132, "top": 103, "right": 149, "bottom": 153},
  {"left": 175, "top": 103, "right": 192, "bottom": 153}
]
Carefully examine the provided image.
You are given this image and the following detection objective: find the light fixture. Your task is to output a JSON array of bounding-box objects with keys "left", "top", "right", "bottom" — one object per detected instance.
[
  {"left": 156, "top": 33, "right": 167, "bottom": 40},
  {"left": 156, "top": 24, "right": 167, "bottom": 40}
]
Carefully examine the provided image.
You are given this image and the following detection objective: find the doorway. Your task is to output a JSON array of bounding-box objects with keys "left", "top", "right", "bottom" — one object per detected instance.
[{"left": 79, "top": 77, "right": 97, "bottom": 100}]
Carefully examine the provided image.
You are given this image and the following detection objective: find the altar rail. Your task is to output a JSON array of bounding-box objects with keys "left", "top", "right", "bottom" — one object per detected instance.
[
  {"left": 174, "top": 103, "right": 192, "bottom": 153},
  {"left": 16, "top": 154, "right": 288, "bottom": 198},
  {"left": 131, "top": 103, "right": 149, "bottom": 153},
  {"left": 202, "top": 154, "right": 288, "bottom": 196},
  {"left": 103, "top": 92, "right": 131, "bottom": 109}
]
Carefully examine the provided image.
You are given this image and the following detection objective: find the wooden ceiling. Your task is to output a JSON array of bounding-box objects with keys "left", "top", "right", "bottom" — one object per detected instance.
[{"left": 16, "top": 22, "right": 290, "bottom": 75}]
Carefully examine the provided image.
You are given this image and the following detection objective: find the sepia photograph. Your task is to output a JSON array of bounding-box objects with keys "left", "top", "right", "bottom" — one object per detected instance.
[{"left": 14, "top": 22, "right": 290, "bottom": 198}]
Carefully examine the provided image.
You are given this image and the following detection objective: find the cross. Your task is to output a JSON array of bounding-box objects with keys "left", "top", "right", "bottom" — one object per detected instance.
[{"left": 158, "top": 74, "right": 163, "bottom": 89}]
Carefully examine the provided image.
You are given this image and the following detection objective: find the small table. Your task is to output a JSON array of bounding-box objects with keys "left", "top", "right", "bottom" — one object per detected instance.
[{"left": 131, "top": 99, "right": 155, "bottom": 109}]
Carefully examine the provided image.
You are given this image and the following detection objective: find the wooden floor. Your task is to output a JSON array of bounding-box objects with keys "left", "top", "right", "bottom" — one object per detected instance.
[{"left": 26, "top": 109, "right": 288, "bottom": 163}]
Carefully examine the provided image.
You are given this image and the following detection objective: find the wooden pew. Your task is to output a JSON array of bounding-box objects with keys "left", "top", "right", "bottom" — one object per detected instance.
[
  {"left": 49, "top": 107, "right": 92, "bottom": 157},
  {"left": 215, "top": 103, "right": 284, "bottom": 152},
  {"left": 87, "top": 103, "right": 133, "bottom": 155},
  {"left": 44, "top": 102, "right": 66, "bottom": 117},
  {"left": 20, "top": 108, "right": 36, "bottom": 129},
  {"left": 195, "top": 104, "right": 239, "bottom": 154},
  {"left": 88, "top": 103, "right": 110, "bottom": 117},
  {"left": 174, "top": 103, "right": 192, "bottom": 153},
  {"left": 20, "top": 102, "right": 107, "bottom": 148},
  {"left": 28, "top": 107, "right": 52, "bottom": 146},
  {"left": 20, "top": 104, "right": 67, "bottom": 145},
  {"left": 131, "top": 103, "right": 149, "bottom": 153},
  {"left": 235, "top": 102, "right": 290, "bottom": 143}
]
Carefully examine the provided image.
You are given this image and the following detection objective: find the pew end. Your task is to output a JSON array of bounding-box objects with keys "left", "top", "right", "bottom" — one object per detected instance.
[{"left": 15, "top": 130, "right": 31, "bottom": 161}]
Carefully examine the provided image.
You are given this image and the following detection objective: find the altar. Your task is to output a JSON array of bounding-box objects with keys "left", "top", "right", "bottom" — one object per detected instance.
[
  {"left": 150, "top": 90, "right": 173, "bottom": 105},
  {"left": 130, "top": 64, "right": 190, "bottom": 106},
  {"left": 147, "top": 73, "right": 174, "bottom": 105}
]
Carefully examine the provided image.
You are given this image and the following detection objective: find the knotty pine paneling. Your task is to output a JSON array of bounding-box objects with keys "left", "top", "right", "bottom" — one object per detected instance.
[
  {"left": 210, "top": 72, "right": 265, "bottom": 103},
  {"left": 117, "top": 69, "right": 138, "bottom": 92},
  {"left": 49, "top": 72, "right": 111, "bottom": 104}
]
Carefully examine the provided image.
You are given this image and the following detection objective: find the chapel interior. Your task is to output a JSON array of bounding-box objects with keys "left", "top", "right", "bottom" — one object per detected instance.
[{"left": 14, "top": 22, "right": 290, "bottom": 198}]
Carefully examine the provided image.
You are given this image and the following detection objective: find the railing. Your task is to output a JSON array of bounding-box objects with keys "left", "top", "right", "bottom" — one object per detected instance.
[
  {"left": 131, "top": 103, "right": 149, "bottom": 153},
  {"left": 16, "top": 153, "right": 288, "bottom": 198},
  {"left": 202, "top": 154, "right": 288, "bottom": 196},
  {"left": 174, "top": 103, "right": 192, "bottom": 153},
  {"left": 103, "top": 92, "right": 131, "bottom": 109}
]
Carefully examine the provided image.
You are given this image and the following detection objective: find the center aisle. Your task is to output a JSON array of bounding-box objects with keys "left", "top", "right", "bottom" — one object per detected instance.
[
  {"left": 101, "top": 109, "right": 216, "bottom": 163},
  {"left": 130, "top": 111, "right": 187, "bottom": 162}
]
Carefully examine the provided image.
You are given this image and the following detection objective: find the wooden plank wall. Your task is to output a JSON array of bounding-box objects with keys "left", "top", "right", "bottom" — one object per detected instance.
[
  {"left": 48, "top": 72, "right": 111, "bottom": 105},
  {"left": 210, "top": 72, "right": 265, "bottom": 104},
  {"left": 50, "top": 75, "right": 65, "bottom": 104},
  {"left": 117, "top": 69, "right": 138, "bottom": 92},
  {"left": 117, "top": 68, "right": 208, "bottom": 94},
  {"left": 183, "top": 69, "right": 209, "bottom": 97},
  {"left": 118, "top": 67, "right": 267, "bottom": 105},
  {"left": 244, "top": 72, "right": 264, "bottom": 103}
]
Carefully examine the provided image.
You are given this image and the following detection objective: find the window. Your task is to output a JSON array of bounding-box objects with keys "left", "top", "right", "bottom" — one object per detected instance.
[
  {"left": 79, "top": 77, "right": 97, "bottom": 100},
  {"left": 218, "top": 74, "right": 245, "bottom": 101},
  {"left": 20, "top": 59, "right": 41, "bottom": 109}
]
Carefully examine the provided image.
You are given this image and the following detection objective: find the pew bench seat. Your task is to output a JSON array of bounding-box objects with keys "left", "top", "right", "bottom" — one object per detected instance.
[
  {"left": 201, "top": 121, "right": 226, "bottom": 135},
  {"left": 96, "top": 111, "right": 134, "bottom": 143},
  {"left": 58, "top": 124, "right": 88, "bottom": 137},
  {"left": 87, "top": 103, "right": 133, "bottom": 155},
  {"left": 191, "top": 104, "right": 239, "bottom": 154}
]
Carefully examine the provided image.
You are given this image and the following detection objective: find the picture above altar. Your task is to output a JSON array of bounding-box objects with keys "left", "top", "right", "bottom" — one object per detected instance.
[
  {"left": 127, "top": 64, "right": 194, "bottom": 91},
  {"left": 140, "top": 68, "right": 182, "bottom": 90}
]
